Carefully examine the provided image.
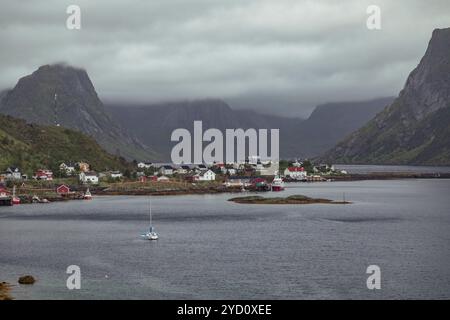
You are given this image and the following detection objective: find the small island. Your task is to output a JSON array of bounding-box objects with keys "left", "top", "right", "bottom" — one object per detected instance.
[{"left": 228, "top": 195, "right": 351, "bottom": 205}]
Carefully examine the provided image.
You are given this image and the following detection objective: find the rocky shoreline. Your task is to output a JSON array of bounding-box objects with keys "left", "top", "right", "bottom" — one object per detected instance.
[
  {"left": 93, "top": 185, "right": 243, "bottom": 196},
  {"left": 6, "top": 172, "right": 449, "bottom": 205},
  {"left": 17, "top": 194, "right": 86, "bottom": 204}
]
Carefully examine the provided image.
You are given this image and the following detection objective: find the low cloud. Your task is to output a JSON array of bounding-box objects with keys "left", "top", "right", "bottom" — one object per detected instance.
[{"left": 0, "top": 0, "right": 449, "bottom": 117}]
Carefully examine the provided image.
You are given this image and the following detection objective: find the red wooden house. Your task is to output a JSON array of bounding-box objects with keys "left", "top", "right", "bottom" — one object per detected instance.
[
  {"left": 36, "top": 169, "right": 53, "bottom": 181},
  {"left": 56, "top": 184, "right": 70, "bottom": 195}
]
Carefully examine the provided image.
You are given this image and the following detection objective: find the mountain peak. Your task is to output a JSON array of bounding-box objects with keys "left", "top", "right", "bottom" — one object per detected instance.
[
  {"left": 431, "top": 27, "right": 450, "bottom": 39},
  {"left": 322, "top": 28, "right": 450, "bottom": 165},
  {"left": 1, "top": 63, "right": 102, "bottom": 126},
  {"left": 0, "top": 63, "right": 159, "bottom": 161},
  {"left": 36, "top": 63, "right": 86, "bottom": 72},
  {"left": 30, "top": 63, "right": 91, "bottom": 88},
  {"left": 399, "top": 27, "right": 450, "bottom": 120}
]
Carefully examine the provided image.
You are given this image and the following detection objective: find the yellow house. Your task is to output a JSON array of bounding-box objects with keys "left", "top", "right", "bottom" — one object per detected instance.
[{"left": 77, "top": 162, "right": 90, "bottom": 173}]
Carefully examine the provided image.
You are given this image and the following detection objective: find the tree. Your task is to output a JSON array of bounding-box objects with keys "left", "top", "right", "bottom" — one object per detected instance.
[
  {"left": 123, "top": 168, "right": 131, "bottom": 178},
  {"left": 302, "top": 160, "right": 314, "bottom": 173}
]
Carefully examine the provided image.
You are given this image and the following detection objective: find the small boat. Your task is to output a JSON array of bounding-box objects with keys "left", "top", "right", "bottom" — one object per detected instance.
[
  {"left": 32, "top": 195, "right": 50, "bottom": 203},
  {"left": 141, "top": 196, "right": 158, "bottom": 240},
  {"left": 271, "top": 176, "right": 285, "bottom": 191},
  {"left": 251, "top": 178, "right": 270, "bottom": 191},
  {"left": 84, "top": 188, "right": 92, "bottom": 200},
  {"left": 142, "top": 226, "right": 159, "bottom": 241}
]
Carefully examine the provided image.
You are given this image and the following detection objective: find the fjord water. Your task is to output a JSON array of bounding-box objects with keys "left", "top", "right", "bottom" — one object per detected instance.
[{"left": 1, "top": 179, "right": 449, "bottom": 299}]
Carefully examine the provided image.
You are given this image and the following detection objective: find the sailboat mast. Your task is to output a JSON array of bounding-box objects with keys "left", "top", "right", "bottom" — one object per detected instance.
[{"left": 149, "top": 196, "right": 152, "bottom": 227}]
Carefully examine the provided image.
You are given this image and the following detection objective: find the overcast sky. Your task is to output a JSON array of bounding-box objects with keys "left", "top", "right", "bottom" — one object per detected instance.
[{"left": 0, "top": 0, "right": 449, "bottom": 117}]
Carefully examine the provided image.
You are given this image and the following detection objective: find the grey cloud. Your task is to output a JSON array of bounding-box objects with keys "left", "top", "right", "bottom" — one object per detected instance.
[{"left": 0, "top": 0, "right": 449, "bottom": 118}]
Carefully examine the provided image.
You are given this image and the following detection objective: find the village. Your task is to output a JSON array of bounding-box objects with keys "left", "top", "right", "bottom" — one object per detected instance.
[{"left": 0, "top": 157, "right": 347, "bottom": 206}]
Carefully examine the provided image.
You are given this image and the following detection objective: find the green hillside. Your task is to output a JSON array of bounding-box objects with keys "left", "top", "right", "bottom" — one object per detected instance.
[
  {"left": 0, "top": 114, "right": 130, "bottom": 175},
  {"left": 0, "top": 64, "right": 161, "bottom": 161},
  {"left": 323, "top": 101, "right": 450, "bottom": 165}
]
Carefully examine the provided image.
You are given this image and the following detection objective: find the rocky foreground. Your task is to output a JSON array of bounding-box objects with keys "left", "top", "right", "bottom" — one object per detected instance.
[{"left": 0, "top": 282, "right": 13, "bottom": 300}]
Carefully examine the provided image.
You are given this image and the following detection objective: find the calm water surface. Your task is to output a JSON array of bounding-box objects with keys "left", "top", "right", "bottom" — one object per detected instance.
[{"left": 1, "top": 179, "right": 449, "bottom": 299}]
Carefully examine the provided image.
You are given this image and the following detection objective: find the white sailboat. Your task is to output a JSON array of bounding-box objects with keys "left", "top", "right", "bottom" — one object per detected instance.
[
  {"left": 141, "top": 197, "right": 158, "bottom": 240},
  {"left": 83, "top": 188, "right": 92, "bottom": 200}
]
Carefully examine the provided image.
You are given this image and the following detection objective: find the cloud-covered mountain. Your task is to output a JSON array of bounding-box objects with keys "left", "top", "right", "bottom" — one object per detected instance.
[
  {"left": 108, "top": 97, "right": 392, "bottom": 161},
  {"left": 322, "top": 28, "right": 450, "bottom": 165},
  {"left": 0, "top": 63, "right": 396, "bottom": 163},
  {"left": 0, "top": 64, "right": 159, "bottom": 161},
  {"left": 2, "top": 1, "right": 448, "bottom": 117}
]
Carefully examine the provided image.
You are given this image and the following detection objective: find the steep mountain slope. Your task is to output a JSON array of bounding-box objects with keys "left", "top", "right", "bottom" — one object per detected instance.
[
  {"left": 322, "top": 28, "right": 450, "bottom": 165},
  {"left": 0, "top": 64, "right": 159, "bottom": 161},
  {"left": 0, "top": 64, "right": 392, "bottom": 162},
  {"left": 0, "top": 89, "right": 7, "bottom": 102},
  {"left": 295, "top": 97, "right": 394, "bottom": 156},
  {"left": 0, "top": 114, "right": 130, "bottom": 173},
  {"left": 109, "top": 99, "right": 300, "bottom": 161},
  {"left": 108, "top": 97, "right": 392, "bottom": 160}
]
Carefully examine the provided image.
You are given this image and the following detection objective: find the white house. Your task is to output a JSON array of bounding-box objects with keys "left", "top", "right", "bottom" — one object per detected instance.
[
  {"left": 176, "top": 165, "right": 191, "bottom": 175},
  {"left": 292, "top": 160, "right": 302, "bottom": 167},
  {"left": 110, "top": 171, "right": 123, "bottom": 179},
  {"left": 197, "top": 169, "right": 216, "bottom": 181},
  {"left": 227, "top": 168, "right": 237, "bottom": 175},
  {"left": 79, "top": 171, "right": 99, "bottom": 184},
  {"left": 5, "top": 167, "right": 22, "bottom": 180},
  {"left": 195, "top": 164, "right": 208, "bottom": 172},
  {"left": 258, "top": 162, "right": 279, "bottom": 176},
  {"left": 137, "top": 162, "right": 153, "bottom": 169},
  {"left": 284, "top": 167, "right": 307, "bottom": 180},
  {"left": 59, "top": 162, "right": 76, "bottom": 175},
  {"left": 159, "top": 165, "right": 174, "bottom": 176}
]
